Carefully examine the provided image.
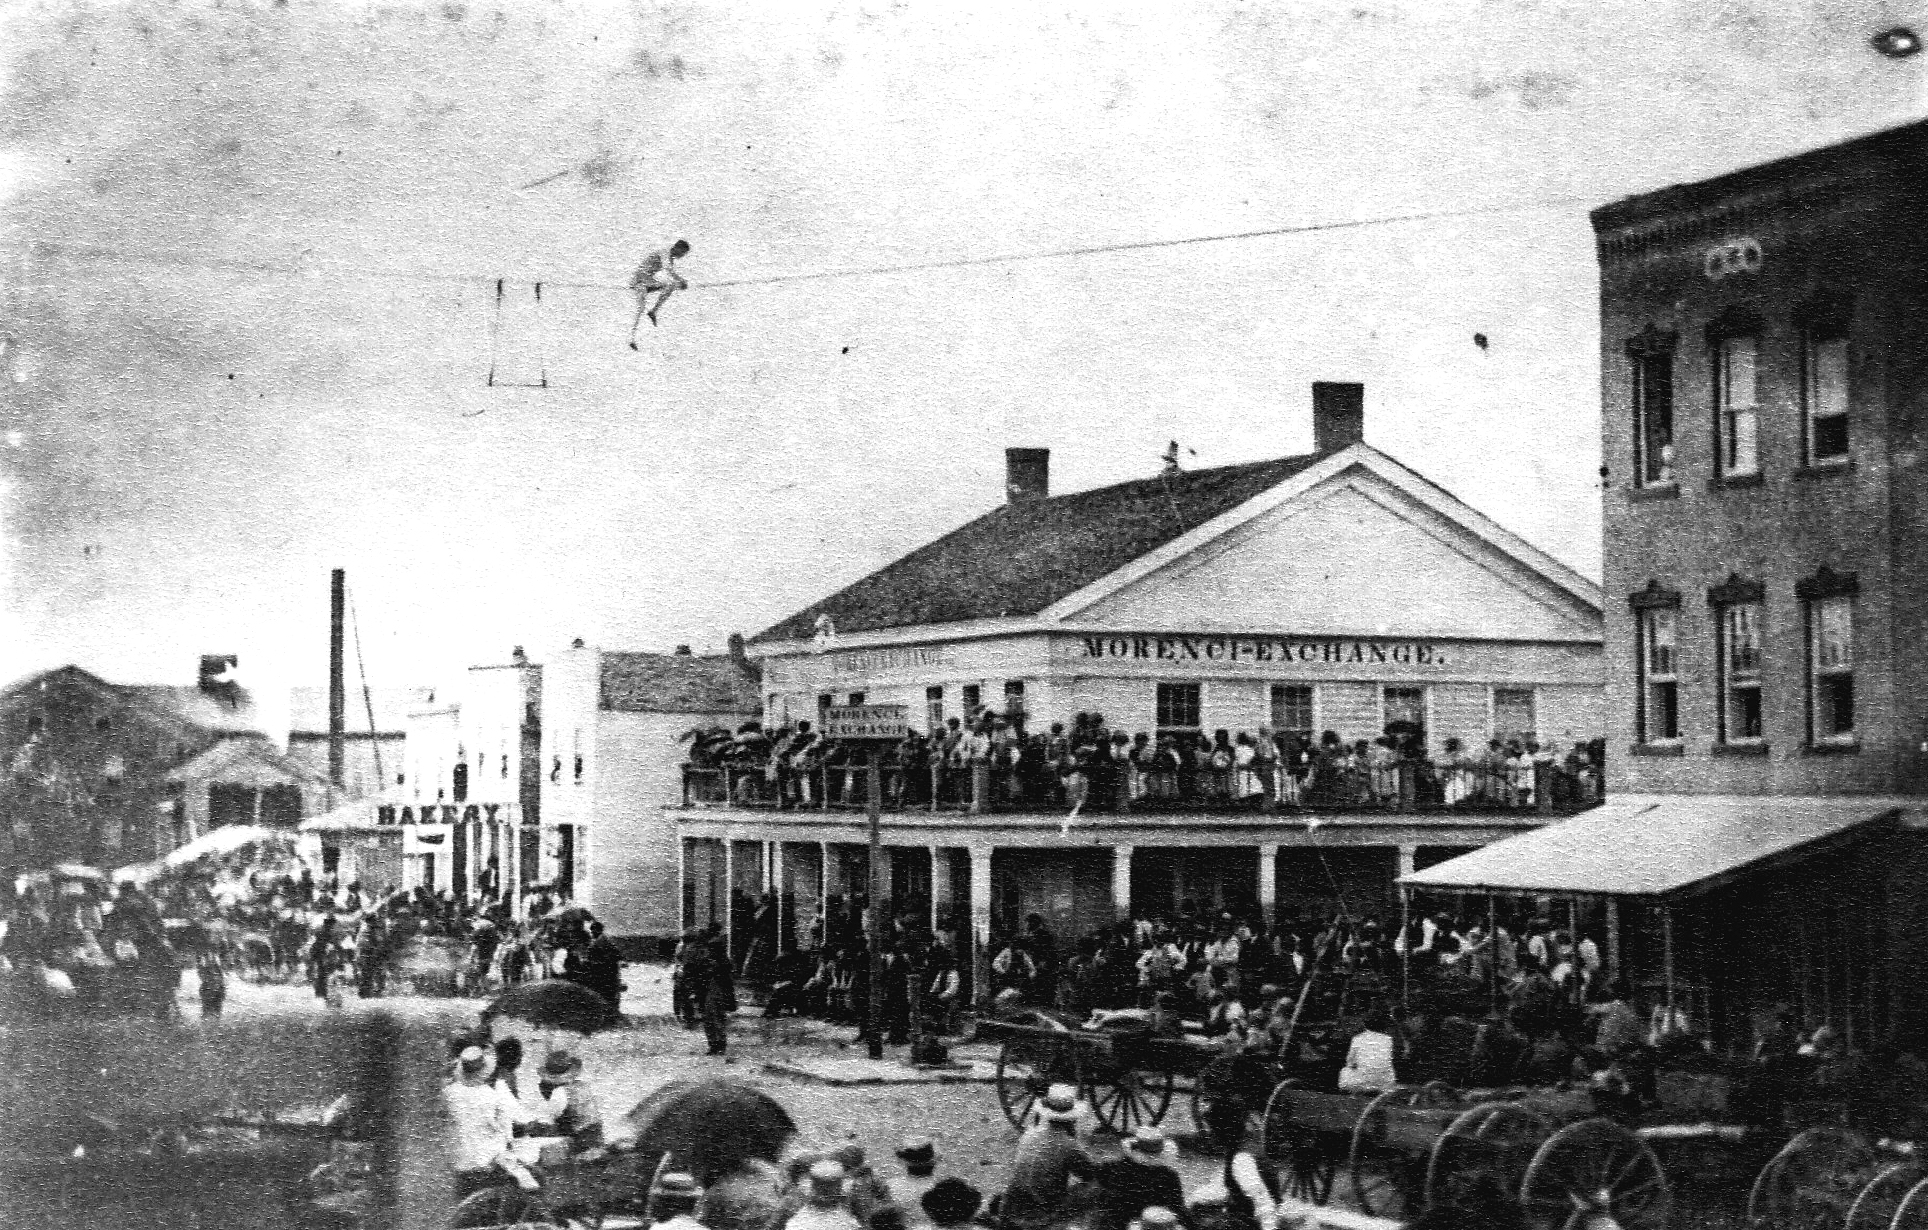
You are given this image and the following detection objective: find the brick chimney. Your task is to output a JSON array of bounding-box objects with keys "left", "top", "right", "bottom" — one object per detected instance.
[
  {"left": 1006, "top": 448, "right": 1050, "bottom": 503},
  {"left": 1312, "top": 382, "right": 1365, "bottom": 453}
]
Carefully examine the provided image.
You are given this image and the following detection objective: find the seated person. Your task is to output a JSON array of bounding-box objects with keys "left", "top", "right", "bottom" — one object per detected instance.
[
  {"left": 1337, "top": 1008, "right": 1398, "bottom": 1093},
  {"left": 1000, "top": 1087, "right": 1095, "bottom": 1230},
  {"left": 445, "top": 1046, "right": 539, "bottom": 1202},
  {"left": 531, "top": 1050, "right": 603, "bottom": 1152},
  {"left": 1089, "top": 1127, "right": 1187, "bottom": 1230}
]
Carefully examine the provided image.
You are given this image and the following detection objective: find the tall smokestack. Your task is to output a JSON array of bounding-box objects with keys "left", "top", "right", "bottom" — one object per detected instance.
[{"left": 329, "top": 568, "right": 346, "bottom": 790}]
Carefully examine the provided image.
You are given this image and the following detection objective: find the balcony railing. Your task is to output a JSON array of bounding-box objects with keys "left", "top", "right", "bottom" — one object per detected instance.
[{"left": 680, "top": 759, "right": 1601, "bottom": 818}]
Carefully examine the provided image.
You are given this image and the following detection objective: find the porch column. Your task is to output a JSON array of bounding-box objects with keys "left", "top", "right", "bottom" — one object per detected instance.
[
  {"left": 724, "top": 838, "right": 735, "bottom": 963},
  {"left": 773, "top": 842, "right": 787, "bottom": 954},
  {"left": 677, "top": 835, "right": 688, "bottom": 935},
  {"left": 1257, "top": 843, "right": 1279, "bottom": 926},
  {"left": 930, "top": 845, "right": 946, "bottom": 938},
  {"left": 970, "top": 845, "right": 994, "bottom": 1007},
  {"left": 1396, "top": 843, "right": 1417, "bottom": 881},
  {"left": 1112, "top": 846, "right": 1133, "bottom": 922},
  {"left": 1606, "top": 898, "right": 1622, "bottom": 981}
]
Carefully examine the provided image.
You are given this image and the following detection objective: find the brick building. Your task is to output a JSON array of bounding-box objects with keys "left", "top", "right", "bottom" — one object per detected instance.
[{"left": 1410, "top": 119, "right": 1928, "bottom": 1050}]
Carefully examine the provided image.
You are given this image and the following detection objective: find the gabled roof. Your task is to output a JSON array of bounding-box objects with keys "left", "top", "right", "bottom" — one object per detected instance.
[
  {"left": 288, "top": 685, "right": 437, "bottom": 735},
  {"left": 600, "top": 652, "right": 762, "bottom": 715},
  {"left": 753, "top": 452, "right": 1334, "bottom": 644},
  {"left": 164, "top": 736, "right": 331, "bottom": 788},
  {"left": 0, "top": 665, "right": 264, "bottom": 738}
]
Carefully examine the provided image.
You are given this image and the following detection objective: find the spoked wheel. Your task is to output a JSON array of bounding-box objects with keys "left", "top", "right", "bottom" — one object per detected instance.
[
  {"left": 1349, "top": 1087, "right": 1442, "bottom": 1219},
  {"left": 1093, "top": 1064, "right": 1175, "bottom": 1133},
  {"left": 1746, "top": 1127, "right": 1876, "bottom": 1230},
  {"left": 1425, "top": 1102, "right": 1554, "bottom": 1212},
  {"left": 1521, "top": 1118, "right": 1670, "bottom": 1230},
  {"left": 1260, "top": 1081, "right": 1336, "bottom": 1205},
  {"left": 450, "top": 1184, "right": 558, "bottom": 1228},
  {"left": 1843, "top": 1162, "right": 1925, "bottom": 1230},
  {"left": 1890, "top": 1177, "right": 1928, "bottom": 1230},
  {"left": 995, "top": 1039, "right": 1057, "bottom": 1129}
]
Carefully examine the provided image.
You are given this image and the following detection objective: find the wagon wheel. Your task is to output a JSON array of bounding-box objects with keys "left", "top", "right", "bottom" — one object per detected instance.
[
  {"left": 996, "top": 1038, "right": 1064, "bottom": 1130},
  {"left": 1889, "top": 1176, "right": 1928, "bottom": 1230},
  {"left": 1260, "top": 1083, "right": 1336, "bottom": 1205},
  {"left": 1521, "top": 1118, "right": 1670, "bottom": 1230},
  {"left": 1093, "top": 1063, "right": 1175, "bottom": 1134},
  {"left": 1746, "top": 1127, "right": 1876, "bottom": 1230},
  {"left": 1843, "top": 1162, "right": 1925, "bottom": 1230},
  {"left": 1426, "top": 1102, "right": 1554, "bottom": 1212},
  {"left": 449, "top": 1183, "right": 558, "bottom": 1228},
  {"left": 1349, "top": 1088, "right": 1430, "bottom": 1219}
]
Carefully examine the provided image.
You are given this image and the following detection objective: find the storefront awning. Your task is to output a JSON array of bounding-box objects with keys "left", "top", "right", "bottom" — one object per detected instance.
[{"left": 1400, "top": 795, "right": 1904, "bottom": 900}]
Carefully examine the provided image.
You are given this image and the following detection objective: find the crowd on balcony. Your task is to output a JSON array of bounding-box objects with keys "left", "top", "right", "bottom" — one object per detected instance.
[{"left": 683, "top": 708, "right": 1605, "bottom": 814}]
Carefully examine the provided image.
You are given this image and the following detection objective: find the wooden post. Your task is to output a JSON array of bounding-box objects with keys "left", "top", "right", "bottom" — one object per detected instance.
[
  {"left": 1606, "top": 898, "right": 1621, "bottom": 984},
  {"left": 867, "top": 745, "right": 886, "bottom": 1060},
  {"left": 1662, "top": 905, "right": 1675, "bottom": 1021},
  {"left": 723, "top": 838, "right": 735, "bottom": 964}
]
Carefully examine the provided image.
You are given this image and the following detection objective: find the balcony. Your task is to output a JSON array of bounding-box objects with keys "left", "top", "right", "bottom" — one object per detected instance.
[{"left": 680, "top": 757, "right": 1601, "bottom": 818}]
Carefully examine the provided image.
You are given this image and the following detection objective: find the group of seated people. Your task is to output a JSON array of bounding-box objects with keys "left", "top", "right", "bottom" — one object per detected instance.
[
  {"left": 686, "top": 710, "right": 1607, "bottom": 815},
  {"left": 443, "top": 1031, "right": 609, "bottom": 1201}
]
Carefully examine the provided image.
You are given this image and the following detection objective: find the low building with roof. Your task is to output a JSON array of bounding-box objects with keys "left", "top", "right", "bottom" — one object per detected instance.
[
  {"left": 676, "top": 384, "right": 1607, "bottom": 991},
  {"left": 1, "top": 659, "right": 333, "bottom": 870}
]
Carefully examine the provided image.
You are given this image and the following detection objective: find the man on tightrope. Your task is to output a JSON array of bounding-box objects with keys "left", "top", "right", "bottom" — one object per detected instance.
[{"left": 628, "top": 239, "right": 691, "bottom": 346}]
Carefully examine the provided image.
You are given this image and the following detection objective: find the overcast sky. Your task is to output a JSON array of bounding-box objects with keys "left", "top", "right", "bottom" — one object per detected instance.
[{"left": 2, "top": 0, "right": 1923, "bottom": 705}]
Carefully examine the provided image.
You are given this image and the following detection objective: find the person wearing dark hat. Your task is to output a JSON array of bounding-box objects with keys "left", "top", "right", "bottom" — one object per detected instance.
[
  {"left": 1089, "top": 1127, "right": 1187, "bottom": 1230},
  {"left": 896, "top": 1137, "right": 936, "bottom": 1179},
  {"left": 650, "top": 1170, "right": 709, "bottom": 1230},
  {"left": 532, "top": 1049, "right": 604, "bottom": 1151},
  {"left": 999, "top": 1086, "right": 1094, "bottom": 1230},
  {"left": 921, "top": 1177, "right": 984, "bottom": 1230},
  {"left": 892, "top": 1135, "right": 938, "bottom": 1216}
]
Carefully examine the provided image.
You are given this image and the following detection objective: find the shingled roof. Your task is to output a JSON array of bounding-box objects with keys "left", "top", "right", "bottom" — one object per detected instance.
[
  {"left": 600, "top": 652, "right": 762, "bottom": 715},
  {"left": 754, "top": 450, "right": 1334, "bottom": 644}
]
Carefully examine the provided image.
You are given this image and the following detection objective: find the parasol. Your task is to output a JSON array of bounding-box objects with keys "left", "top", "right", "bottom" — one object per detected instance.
[
  {"left": 483, "top": 978, "right": 618, "bottom": 1035},
  {"left": 623, "top": 1080, "right": 797, "bottom": 1185}
]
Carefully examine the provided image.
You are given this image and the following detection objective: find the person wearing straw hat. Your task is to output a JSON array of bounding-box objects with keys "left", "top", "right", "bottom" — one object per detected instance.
[
  {"left": 1127, "top": 1207, "right": 1183, "bottom": 1230},
  {"left": 445, "top": 1045, "right": 539, "bottom": 1201},
  {"left": 650, "top": 1171, "right": 710, "bottom": 1230},
  {"left": 532, "top": 1050, "right": 604, "bottom": 1152},
  {"left": 1090, "top": 1127, "right": 1187, "bottom": 1230},
  {"left": 999, "top": 1085, "right": 1095, "bottom": 1230},
  {"left": 1019, "top": 1081, "right": 1097, "bottom": 1142},
  {"left": 783, "top": 1159, "right": 862, "bottom": 1230}
]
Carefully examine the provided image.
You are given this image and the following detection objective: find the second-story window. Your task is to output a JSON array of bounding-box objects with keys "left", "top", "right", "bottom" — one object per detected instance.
[
  {"left": 1809, "top": 595, "right": 1856, "bottom": 744},
  {"left": 1155, "top": 682, "right": 1201, "bottom": 738},
  {"left": 1270, "top": 684, "right": 1314, "bottom": 744},
  {"left": 1714, "top": 332, "right": 1760, "bottom": 479},
  {"left": 1632, "top": 593, "right": 1681, "bottom": 744},
  {"left": 1628, "top": 328, "right": 1678, "bottom": 488},
  {"left": 1717, "top": 599, "right": 1765, "bottom": 743}
]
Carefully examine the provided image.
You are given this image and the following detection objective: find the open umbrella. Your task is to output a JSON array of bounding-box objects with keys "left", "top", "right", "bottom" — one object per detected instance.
[
  {"left": 623, "top": 1080, "right": 796, "bottom": 1185},
  {"left": 483, "top": 979, "right": 618, "bottom": 1035}
]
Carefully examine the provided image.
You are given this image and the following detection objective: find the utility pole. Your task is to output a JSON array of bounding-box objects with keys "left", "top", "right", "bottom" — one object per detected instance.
[
  {"left": 867, "top": 741, "right": 886, "bottom": 1060},
  {"left": 328, "top": 568, "right": 346, "bottom": 794}
]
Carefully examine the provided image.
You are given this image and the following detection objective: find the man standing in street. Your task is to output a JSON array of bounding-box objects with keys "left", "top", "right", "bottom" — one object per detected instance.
[{"left": 695, "top": 933, "right": 736, "bottom": 1056}]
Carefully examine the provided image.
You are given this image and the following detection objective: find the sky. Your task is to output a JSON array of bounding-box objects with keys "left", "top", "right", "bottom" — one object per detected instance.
[{"left": 2, "top": 0, "right": 1924, "bottom": 703}]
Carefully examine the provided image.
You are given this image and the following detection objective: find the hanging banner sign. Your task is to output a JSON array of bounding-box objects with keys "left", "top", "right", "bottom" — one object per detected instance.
[{"left": 822, "top": 704, "right": 911, "bottom": 740}]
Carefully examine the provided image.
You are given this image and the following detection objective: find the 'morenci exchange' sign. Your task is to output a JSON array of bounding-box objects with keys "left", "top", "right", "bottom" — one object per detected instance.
[{"left": 1076, "top": 635, "right": 1451, "bottom": 667}]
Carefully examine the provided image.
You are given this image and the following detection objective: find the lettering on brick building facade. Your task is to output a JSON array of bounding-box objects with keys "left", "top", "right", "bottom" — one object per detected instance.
[{"left": 1076, "top": 636, "right": 1447, "bottom": 666}]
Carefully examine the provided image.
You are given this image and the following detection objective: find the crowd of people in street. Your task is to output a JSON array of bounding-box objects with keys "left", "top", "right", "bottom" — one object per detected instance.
[
  {"left": 0, "top": 859, "right": 627, "bottom": 1019},
  {"left": 685, "top": 710, "right": 1605, "bottom": 816}
]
